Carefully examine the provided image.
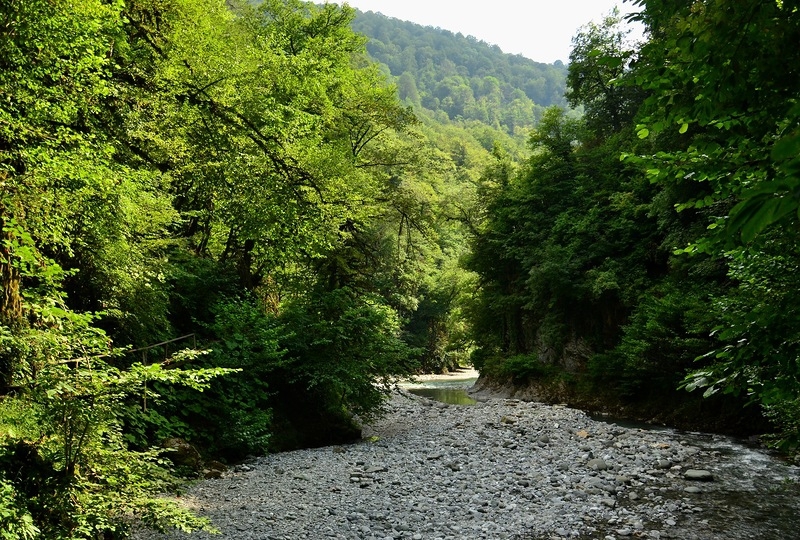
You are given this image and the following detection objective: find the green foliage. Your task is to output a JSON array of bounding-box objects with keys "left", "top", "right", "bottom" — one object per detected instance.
[
  {"left": 628, "top": 0, "right": 800, "bottom": 448},
  {"left": 463, "top": 6, "right": 776, "bottom": 436},
  {"left": 0, "top": 244, "right": 226, "bottom": 538},
  {"left": 466, "top": 103, "right": 655, "bottom": 366},
  {"left": 0, "top": 476, "right": 38, "bottom": 540},
  {"left": 279, "top": 287, "right": 417, "bottom": 420},
  {"left": 481, "top": 353, "right": 558, "bottom": 384},
  {"left": 631, "top": 0, "right": 800, "bottom": 249},
  {"left": 566, "top": 8, "right": 643, "bottom": 140},
  {"left": 592, "top": 278, "right": 720, "bottom": 399},
  {"left": 151, "top": 297, "right": 283, "bottom": 458}
]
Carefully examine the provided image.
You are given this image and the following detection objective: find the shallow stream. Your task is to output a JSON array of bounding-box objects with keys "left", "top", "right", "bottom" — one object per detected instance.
[{"left": 401, "top": 376, "right": 478, "bottom": 405}]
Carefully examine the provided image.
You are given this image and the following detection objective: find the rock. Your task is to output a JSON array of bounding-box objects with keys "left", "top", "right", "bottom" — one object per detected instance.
[
  {"left": 201, "top": 460, "right": 227, "bottom": 479},
  {"left": 587, "top": 458, "right": 610, "bottom": 471},
  {"left": 205, "top": 460, "right": 228, "bottom": 473},
  {"left": 161, "top": 437, "right": 202, "bottom": 470},
  {"left": 133, "top": 392, "right": 797, "bottom": 540},
  {"left": 684, "top": 469, "right": 714, "bottom": 481}
]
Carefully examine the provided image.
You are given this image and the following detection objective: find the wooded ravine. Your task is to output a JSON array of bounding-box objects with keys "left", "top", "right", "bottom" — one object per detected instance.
[{"left": 1, "top": 0, "right": 800, "bottom": 537}]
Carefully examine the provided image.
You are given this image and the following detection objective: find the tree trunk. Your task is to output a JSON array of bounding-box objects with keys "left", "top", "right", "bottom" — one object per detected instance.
[{"left": 0, "top": 211, "right": 23, "bottom": 395}]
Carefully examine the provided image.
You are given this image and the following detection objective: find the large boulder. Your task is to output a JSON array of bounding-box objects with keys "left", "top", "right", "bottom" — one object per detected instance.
[{"left": 161, "top": 437, "right": 202, "bottom": 470}]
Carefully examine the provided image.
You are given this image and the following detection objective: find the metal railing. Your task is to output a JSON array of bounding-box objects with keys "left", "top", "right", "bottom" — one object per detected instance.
[{"left": 130, "top": 334, "right": 197, "bottom": 412}]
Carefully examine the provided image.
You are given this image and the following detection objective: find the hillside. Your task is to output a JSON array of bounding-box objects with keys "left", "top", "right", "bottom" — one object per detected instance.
[{"left": 351, "top": 10, "right": 568, "bottom": 139}]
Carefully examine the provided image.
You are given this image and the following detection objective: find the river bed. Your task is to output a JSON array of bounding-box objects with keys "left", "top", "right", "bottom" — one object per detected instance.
[{"left": 134, "top": 375, "right": 800, "bottom": 540}]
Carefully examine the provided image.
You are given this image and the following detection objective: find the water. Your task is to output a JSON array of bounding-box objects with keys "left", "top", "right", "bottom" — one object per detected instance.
[
  {"left": 591, "top": 417, "right": 800, "bottom": 539},
  {"left": 402, "top": 376, "right": 478, "bottom": 405},
  {"left": 664, "top": 431, "right": 800, "bottom": 539}
]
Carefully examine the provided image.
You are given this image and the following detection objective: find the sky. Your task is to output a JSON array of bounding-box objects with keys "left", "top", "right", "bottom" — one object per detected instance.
[{"left": 337, "top": 0, "right": 641, "bottom": 64}]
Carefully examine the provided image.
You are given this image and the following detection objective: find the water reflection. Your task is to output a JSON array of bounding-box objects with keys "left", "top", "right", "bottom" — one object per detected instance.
[
  {"left": 403, "top": 377, "right": 478, "bottom": 405},
  {"left": 407, "top": 386, "right": 477, "bottom": 405}
]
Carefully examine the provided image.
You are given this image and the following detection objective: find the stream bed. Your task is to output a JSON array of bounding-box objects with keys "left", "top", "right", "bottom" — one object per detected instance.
[{"left": 134, "top": 377, "right": 800, "bottom": 540}]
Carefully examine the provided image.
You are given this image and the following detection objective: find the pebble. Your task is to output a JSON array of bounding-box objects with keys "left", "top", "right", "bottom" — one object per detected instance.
[{"left": 132, "top": 392, "right": 800, "bottom": 540}]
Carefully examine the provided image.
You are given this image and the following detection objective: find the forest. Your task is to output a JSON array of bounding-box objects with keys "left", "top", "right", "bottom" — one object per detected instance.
[
  {"left": 1, "top": 0, "right": 800, "bottom": 538},
  {"left": 351, "top": 10, "right": 568, "bottom": 136}
]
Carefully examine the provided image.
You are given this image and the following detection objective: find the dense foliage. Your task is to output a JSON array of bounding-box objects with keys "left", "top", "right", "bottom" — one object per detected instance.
[
  {"left": 467, "top": 2, "right": 800, "bottom": 452},
  {"left": 630, "top": 0, "right": 800, "bottom": 450},
  {"left": 0, "top": 0, "right": 483, "bottom": 536}
]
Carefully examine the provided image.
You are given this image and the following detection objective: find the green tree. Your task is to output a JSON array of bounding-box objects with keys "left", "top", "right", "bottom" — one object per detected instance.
[
  {"left": 566, "top": 8, "right": 641, "bottom": 139},
  {"left": 631, "top": 0, "right": 800, "bottom": 449}
]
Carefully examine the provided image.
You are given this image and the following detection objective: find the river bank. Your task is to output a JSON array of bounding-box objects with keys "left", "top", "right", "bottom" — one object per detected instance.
[{"left": 134, "top": 388, "right": 799, "bottom": 540}]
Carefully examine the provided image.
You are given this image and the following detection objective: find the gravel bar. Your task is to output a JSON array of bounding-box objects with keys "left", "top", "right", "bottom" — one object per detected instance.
[{"left": 134, "top": 391, "right": 800, "bottom": 540}]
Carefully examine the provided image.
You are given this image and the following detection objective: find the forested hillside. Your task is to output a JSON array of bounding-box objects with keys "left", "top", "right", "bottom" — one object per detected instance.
[{"left": 352, "top": 10, "right": 568, "bottom": 139}]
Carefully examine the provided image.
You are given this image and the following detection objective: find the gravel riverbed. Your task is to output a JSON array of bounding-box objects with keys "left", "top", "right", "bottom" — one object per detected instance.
[{"left": 134, "top": 391, "right": 800, "bottom": 540}]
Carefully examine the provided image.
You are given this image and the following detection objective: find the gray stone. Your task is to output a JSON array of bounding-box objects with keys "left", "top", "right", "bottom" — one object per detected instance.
[
  {"left": 684, "top": 469, "right": 713, "bottom": 481},
  {"left": 587, "top": 458, "right": 610, "bottom": 471},
  {"left": 132, "top": 391, "right": 797, "bottom": 540}
]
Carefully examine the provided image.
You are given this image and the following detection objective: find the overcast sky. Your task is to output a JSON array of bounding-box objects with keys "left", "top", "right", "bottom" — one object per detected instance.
[{"left": 338, "top": 0, "right": 641, "bottom": 64}]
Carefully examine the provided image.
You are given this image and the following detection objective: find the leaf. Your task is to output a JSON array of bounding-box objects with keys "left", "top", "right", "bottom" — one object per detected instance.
[
  {"left": 598, "top": 55, "right": 623, "bottom": 68},
  {"left": 772, "top": 132, "right": 800, "bottom": 162},
  {"left": 730, "top": 194, "right": 798, "bottom": 243},
  {"left": 679, "top": 122, "right": 689, "bottom": 134}
]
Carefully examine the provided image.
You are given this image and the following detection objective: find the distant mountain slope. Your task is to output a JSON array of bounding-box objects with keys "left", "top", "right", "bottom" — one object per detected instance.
[{"left": 351, "top": 10, "right": 568, "bottom": 136}]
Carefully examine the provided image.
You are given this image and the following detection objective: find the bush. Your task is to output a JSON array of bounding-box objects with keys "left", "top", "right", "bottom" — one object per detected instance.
[
  {"left": 0, "top": 291, "right": 227, "bottom": 538},
  {"left": 278, "top": 287, "right": 418, "bottom": 421}
]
